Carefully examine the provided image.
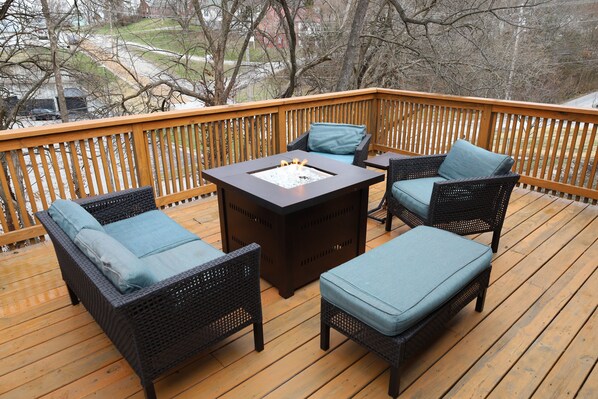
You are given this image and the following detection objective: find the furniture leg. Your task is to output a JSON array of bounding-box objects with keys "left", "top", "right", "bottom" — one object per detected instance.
[
  {"left": 385, "top": 210, "right": 392, "bottom": 231},
  {"left": 389, "top": 366, "right": 400, "bottom": 398},
  {"left": 320, "top": 321, "right": 330, "bottom": 350},
  {"left": 66, "top": 284, "right": 79, "bottom": 306},
  {"left": 253, "top": 322, "right": 264, "bottom": 351},
  {"left": 491, "top": 229, "right": 500, "bottom": 253},
  {"left": 142, "top": 382, "right": 156, "bottom": 399},
  {"left": 476, "top": 287, "right": 487, "bottom": 312},
  {"left": 367, "top": 195, "right": 387, "bottom": 223}
]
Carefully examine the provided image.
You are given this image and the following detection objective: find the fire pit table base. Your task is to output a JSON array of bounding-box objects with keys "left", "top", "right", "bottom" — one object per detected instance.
[{"left": 220, "top": 188, "right": 366, "bottom": 298}]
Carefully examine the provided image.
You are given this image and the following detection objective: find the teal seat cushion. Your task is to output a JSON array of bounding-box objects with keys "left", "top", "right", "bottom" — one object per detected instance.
[
  {"left": 307, "top": 122, "right": 366, "bottom": 155},
  {"left": 143, "top": 240, "right": 225, "bottom": 281},
  {"left": 438, "top": 139, "right": 514, "bottom": 180},
  {"left": 309, "top": 151, "right": 355, "bottom": 165},
  {"left": 48, "top": 199, "right": 104, "bottom": 241},
  {"left": 391, "top": 176, "right": 447, "bottom": 218},
  {"left": 320, "top": 226, "right": 492, "bottom": 336},
  {"left": 74, "top": 228, "right": 158, "bottom": 294},
  {"left": 104, "top": 210, "right": 199, "bottom": 257}
]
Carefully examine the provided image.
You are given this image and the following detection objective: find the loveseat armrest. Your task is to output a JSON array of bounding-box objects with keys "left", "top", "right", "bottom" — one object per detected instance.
[
  {"left": 353, "top": 134, "right": 372, "bottom": 167},
  {"left": 387, "top": 154, "right": 447, "bottom": 192},
  {"left": 287, "top": 131, "right": 309, "bottom": 151},
  {"left": 117, "top": 243, "right": 263, "bottom": 377},
  {"left": 428, "top": 172, "right": 520, "bottom": 227},
  {"left": 77, "top": 186, "right": 158, "bottom": 225}
]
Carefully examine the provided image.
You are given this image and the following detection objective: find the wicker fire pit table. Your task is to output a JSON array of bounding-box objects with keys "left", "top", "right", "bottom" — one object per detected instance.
[{"left": 204, "top": 150, "right": 383, "bottom": 298}]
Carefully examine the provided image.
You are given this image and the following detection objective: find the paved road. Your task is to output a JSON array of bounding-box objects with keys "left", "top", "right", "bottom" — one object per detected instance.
[
  {"left": 86, "top": 34, "right": 286, "bottom": 107},
  {"left": 562, "top": 91, "right": 598, "bottom": 109},
  {"left": 84, "top": 35, "right": 201, "bottom": 107}
]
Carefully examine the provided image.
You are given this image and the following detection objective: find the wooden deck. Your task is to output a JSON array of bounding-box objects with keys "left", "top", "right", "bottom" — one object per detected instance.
[{"left": 1, "top": 180, "right": 597, "bottom": 399}]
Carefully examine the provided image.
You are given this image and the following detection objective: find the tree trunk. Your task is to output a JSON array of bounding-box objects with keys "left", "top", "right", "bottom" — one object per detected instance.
[
  {"left": 40, "top": 0, "right": 69, "bottom": 122},
  {"left": 277, "top": 0, "right": 298, "bottom": 98},
  {"left": 335, "top": 0, "right": 369, "bottom": 92}
]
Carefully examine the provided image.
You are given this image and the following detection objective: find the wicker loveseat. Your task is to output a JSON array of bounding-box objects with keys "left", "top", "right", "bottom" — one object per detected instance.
[
  {"left": 35, "top": 187, "right": 264, "bottom": 399},
  {"left": 286, "top": 122, "right": 372, "bottom": 167},
  {"left": 385, "top": 139, "right": 520, "bottom": 252}
]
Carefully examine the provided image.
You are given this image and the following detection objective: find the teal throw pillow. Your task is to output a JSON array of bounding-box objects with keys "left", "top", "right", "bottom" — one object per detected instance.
[
  {"left": 307, "top": 122, "right": 366, "bottom": 155},
  {"left": 438, "top": 139, "right": 514, "bottom": 180},
  {"left": 74, "top": 228, "right": 158, "bottom": 294},
  {"left": 48, "top": 199, "right": 104, "bottom": 241}
]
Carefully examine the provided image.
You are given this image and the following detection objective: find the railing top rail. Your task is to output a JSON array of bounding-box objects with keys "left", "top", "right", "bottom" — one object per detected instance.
[
  {"left": 0, "top": 88, "right": 379, "bottom": 141},
  {"left": 3, "top": 88, "right": 598, "bottom": 141},
  {"left": 376, "top": 88, "right": 598, "bottom": 117}
]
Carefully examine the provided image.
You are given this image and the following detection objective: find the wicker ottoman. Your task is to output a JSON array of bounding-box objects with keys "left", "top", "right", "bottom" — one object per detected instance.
[{"left": 320, "top": 226, "right": 492, "bottom": 398}]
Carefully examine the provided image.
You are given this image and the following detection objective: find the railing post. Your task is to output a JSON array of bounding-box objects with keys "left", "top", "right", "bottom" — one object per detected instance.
[
  {"left": 132, "top": 124, "right": 153, "bottom": 188},
  {"left": 369, "top": 94, "right": 380, "bottom": 150},
  {"left": 476, "top": 104, "right": 495, "bottom": 150},
  {"left": 276, "top": 106, "right": 287, "bottom": 154}
]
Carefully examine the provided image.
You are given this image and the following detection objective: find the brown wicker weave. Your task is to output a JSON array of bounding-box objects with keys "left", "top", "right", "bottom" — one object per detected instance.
[
  {"left": 35, "top": 187, "right": 264, "bottom": 399},
  {"left": 385, "top": 155, "right": 520, "bottom": 252},
  {"left": 286, "top": 131, "right": 372, "bottom": 167},
  {"left": 321, "top": 266, "right": 491, "bottom": 398}
]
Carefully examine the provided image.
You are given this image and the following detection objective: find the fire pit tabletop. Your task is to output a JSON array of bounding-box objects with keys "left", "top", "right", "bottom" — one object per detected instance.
[{"left": 203, "top": 150, "right": 384, "bottom": 215}]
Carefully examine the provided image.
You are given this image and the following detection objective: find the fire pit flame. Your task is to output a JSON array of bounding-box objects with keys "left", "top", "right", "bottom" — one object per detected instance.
[
  {"left": 280, "top": 158, "right": 308, "bottom": 169},
  {"left": 252, "top": 158, "right": 332, "bottom": 189}
]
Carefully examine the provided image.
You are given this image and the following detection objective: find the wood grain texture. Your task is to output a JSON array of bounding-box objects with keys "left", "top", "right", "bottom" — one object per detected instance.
[{"left": 0, "top": 184, "right": 596, "bottom": 398}]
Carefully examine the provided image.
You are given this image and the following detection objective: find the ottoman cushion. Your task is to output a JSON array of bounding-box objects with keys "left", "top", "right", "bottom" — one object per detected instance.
[{"left": 320, "top": 226, "right": 492, "bottom": 336}]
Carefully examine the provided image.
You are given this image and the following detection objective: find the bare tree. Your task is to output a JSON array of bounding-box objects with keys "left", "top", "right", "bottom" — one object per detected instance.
[
  {"left": 40, "top": 0, "right": 69, "bottom": 122},
  {"left": 335, "top": 0, "right": 368, "bottom": 92}
]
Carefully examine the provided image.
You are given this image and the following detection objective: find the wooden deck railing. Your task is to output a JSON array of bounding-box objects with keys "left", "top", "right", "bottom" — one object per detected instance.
[{"left": 0, "top": 88, "right": 596, "bottom": 247}]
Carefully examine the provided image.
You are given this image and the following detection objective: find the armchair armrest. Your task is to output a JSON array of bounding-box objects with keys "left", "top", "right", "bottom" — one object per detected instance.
[
  {"left": 353, "top": 134, "right": 371, "bottom": 167},
  {"left": 428, "top": 173, "right": 520, "bottom": 226},
  {"left": 117, "top": 243, "right": 262, "bottom": 372},
  {"left": 287, "top": 132, "right": 309, "bottom": 151},
  {"left": 77, "top": 186, "right": 158, "bottom": 225},
  {"left": 387, "top": 154, "right": 447, "bottom": 192}
]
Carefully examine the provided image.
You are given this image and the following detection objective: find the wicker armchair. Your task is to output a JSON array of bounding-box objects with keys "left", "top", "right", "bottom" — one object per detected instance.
[
  {"left": 287, "top": 130, "right": 371, "bottom": 167},
  {"left": 385, "top": 154, "right": 520, "bottom": 253},
  {"left": 35, "top": 187, "right": 264, "bottom": 399}
]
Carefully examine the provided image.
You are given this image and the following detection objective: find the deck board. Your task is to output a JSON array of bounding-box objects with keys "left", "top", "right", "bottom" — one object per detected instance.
[{"left": 0, "top": 183, "right": 596, "bottom": 399}]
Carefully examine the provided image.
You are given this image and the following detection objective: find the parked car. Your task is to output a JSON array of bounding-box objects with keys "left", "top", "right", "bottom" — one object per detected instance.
[{"left": 30, "top": 108, "right": 60, "bottom": 121}]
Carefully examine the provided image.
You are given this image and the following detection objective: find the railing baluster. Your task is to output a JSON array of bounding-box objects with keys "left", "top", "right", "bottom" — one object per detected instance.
[
  {"left": 27, "top": 147, "right": 48, "bottom": 209},
  {"left": 47, "top": 144, "right": 66, "bottom": 199},
  {"left": 123, "top": 133, "right": 137, "bottom": 188},
  {"left": 68, "top": 142, "right": 86, "bottom": 197},
  {"left": 15, "top": 149, "right": 38, "bottom": 214},
  {"left": 4, "top": 152, "right": 31, "bottom": 227},
  {"left": 87, "top": 138, "right": 103, "bottom": 195},
  {"left": 79, "top": 140, "right": 95, "bottom": 196},
  {"left": 580, "top": 124, "right": 597, "bottom": 189},
  {"left": 115, "top": 134, "right": 129, "bottom": 190}
]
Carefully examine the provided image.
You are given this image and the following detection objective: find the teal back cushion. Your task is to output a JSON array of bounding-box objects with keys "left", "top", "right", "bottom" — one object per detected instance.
[
  {"left": 438, "top": 139, "right": 514, "bottom": 180},
  {"left": 48, "top": 199, "right": 104, "bottom": 241},
  {"left": 307, "top": 122, "right": 366, "bottom": 155},
  {"left": 74, "top": 228, "right": 158, "bottom": 294},
  {"left": 309, "top": 152, "right": 355, "bottom": 165}
]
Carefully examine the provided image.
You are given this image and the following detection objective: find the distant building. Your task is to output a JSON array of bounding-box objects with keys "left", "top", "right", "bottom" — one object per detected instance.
[
  {"left": 256, "top": 6, "right": 321, "bottom": 49},
  {"left": 5, "top": 67, "right": 88, "bottom": 116},
  {"left": 142, "top": 0, "right": 221, "bottom": 24}
]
